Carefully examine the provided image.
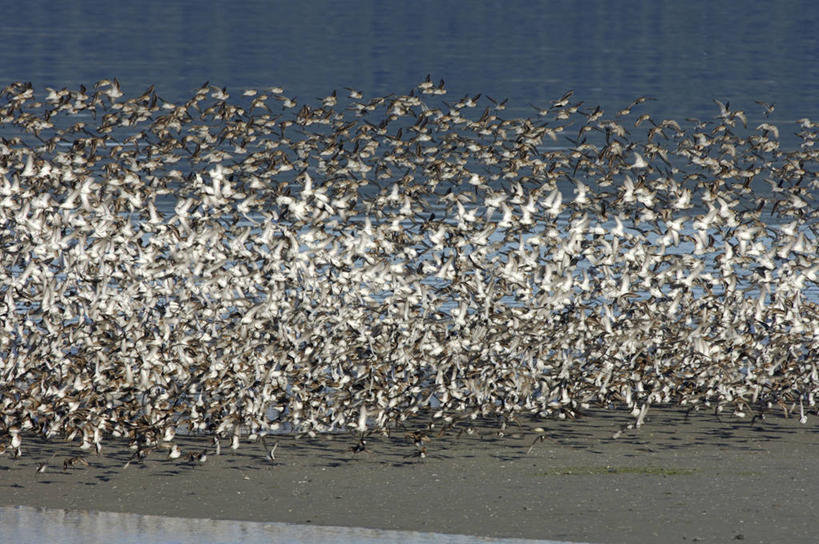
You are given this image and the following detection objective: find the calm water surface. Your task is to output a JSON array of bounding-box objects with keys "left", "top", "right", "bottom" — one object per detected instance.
[
  {"left": 0, "top": 506, "right": 584, "bottom": 544},
  {"left": 2, "top": 1, "right": 818, "bottom": 127}
]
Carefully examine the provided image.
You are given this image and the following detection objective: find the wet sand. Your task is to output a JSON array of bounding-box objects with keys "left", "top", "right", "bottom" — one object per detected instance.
[{"left": 1, "top": 407, "right": 817, "bottom": 544}]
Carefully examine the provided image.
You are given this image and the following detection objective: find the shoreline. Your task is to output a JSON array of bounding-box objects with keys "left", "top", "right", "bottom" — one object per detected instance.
[
  {"left": 2, "top": 407, "right": 817, "bottom": 544},
  {"left": 0, "top": 507, "right": 569, "bottom": 544}
]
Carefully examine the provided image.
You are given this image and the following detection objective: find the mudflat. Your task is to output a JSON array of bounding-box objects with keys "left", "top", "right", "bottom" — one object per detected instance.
[{"left": 1, "top": 407, "right": 817, "bottom": 544}]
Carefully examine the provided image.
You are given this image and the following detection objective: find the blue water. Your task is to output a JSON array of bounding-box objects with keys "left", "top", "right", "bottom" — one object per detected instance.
[{"left": 3, "top": 1, "right": 818, "bottom": 128}]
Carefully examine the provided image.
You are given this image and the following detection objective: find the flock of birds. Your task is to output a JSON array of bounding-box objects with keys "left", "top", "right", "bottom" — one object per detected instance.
[{"left": 0, "top": 77, "right": 816, "bottom": 466}]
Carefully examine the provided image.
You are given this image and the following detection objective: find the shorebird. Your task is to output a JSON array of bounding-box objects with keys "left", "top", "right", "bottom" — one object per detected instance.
[
  {"left": 167, "top": 443, "right": 181, "bottom": 459},
  {"left": 186, "top": 450, "right": 208, "bottom": 466},
  {"left": 261, "top": 436, "right": 278, "bottom": 463},
  {"left": 526, "top": 430, "right": 547, "bottom": 455},
  {"left": 0, "top": 77, "right": 814, "bottom": 471},
  {"left": 350, "top": 437, "right": 369, "bottom": 455},
  {"left": 63, "top": 456, "right": 89, "bottom": 471}
]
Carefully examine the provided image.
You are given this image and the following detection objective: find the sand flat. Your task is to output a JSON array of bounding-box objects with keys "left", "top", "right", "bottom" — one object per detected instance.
[{"left": 1, "top": 407, "right": 817, "bottom": 544}]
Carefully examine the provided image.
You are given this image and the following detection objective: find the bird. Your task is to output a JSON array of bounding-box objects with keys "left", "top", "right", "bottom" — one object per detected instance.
[
  {"left": 261, "top": 436, "right": 278, "bottom": 463},
  {"left": 167, "top": 443, "right": 181, "bottom": 459},
  {"left": 0, "top": 77, "right": 814, "bottom": 474}
]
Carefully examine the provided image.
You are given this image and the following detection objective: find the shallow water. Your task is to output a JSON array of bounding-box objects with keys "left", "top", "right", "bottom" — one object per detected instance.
[{"left": 0, "top": 506, "right": 585, "bottom": 544}]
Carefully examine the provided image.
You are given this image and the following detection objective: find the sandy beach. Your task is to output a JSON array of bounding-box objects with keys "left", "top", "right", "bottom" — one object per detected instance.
[{"left": 1, "top": 407, "right": 817, "bottom": 543}]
